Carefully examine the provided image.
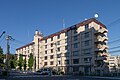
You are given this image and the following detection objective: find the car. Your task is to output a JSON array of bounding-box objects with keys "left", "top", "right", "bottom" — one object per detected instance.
[{"left": 36, "top": 68, "right": 51, "bottom": 75}]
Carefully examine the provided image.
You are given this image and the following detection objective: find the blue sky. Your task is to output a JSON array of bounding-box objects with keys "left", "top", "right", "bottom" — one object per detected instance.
[{"left": 0, "top": 0, "right": 120, "bottom": 55}]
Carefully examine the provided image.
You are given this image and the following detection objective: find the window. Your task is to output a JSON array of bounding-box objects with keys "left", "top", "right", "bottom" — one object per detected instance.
[
  {"left": 51, "top": 43, "right": 53, "bottom": 47},
  {"left": 44, "top": 56, "right": 47, "bottom": 60},
  {"left": 73, "top": 51, "right": 79, "bottom": 56},
  {"left": 74, "top": 35, "right": 78, "bottom": 41},
  {"left": 65, "top": 46, "right": 68, "bottom": 50},
  {"left": 45, "top": 45, "right": 47, "bottom": 49},
  {"left": 65, "top": 32, "right": 68, "bottom": 36},
  {"left": 50, "top": 55, "right": 53, "bottom": 59},
  {"left": 51, "top": 37, "right": 53, "bottom": 41},
  {"left": 57, "top": 47, "right": 60, "bottom": 52},
  {"left": 74, "top": 28, "right": 77, "bottom": 34},
  {"left": 44, "top": 62, "right": 47, "bottom": 66},
  {"left": 50, "top": 61, "right": 53, "bottom": 65},
  {"left": 84, "top": 32, "right": 89, "bottom": 38},
  {"left": 73, "top": 59, "right": 79, "bottom": 64},
  {"left": 57, "top": 41, "right": 60, "bottom": 45},
  {"left": 45, "top": 51, "right": 47, "bottom": 54},
  {"left": 58, "top": 61, "right": 61, "bottom": 65},
  {"left": 85, "top": 40, "right": 89, "bottom": 46},
  {"left": 83, "top": 48, "right": 92, "bottom": 54},
  {"left": 85, "top": 24, "right": 89, "bottom": 29},
  {"left": 65, "top": 52, "right": 69, "bottom": 57},
  {"left": 51, "top": 49, "right": 53, "bottom": 53},
  {"left": 74, "top": 43, "right": 78, "bottom": 48},
  {"left": 84, "top": 57, "right": 91, "bottom": 62},
  {"left": 57, "top": 54, "right": 61, "bottom": 58},
  {"left": 65, "top": 60, "right": 69, "bottom": 64},
  {"left": 28, "top": 50, "right": 29, "bottom": 53},
  {"left": 73, "top": 66, "right": 79, "bottom": 72},
  {"left": 57, "top": 35, "right": 60, "bottom": 39},
  {"left": 45, "top": 39, "right": 47, "bottom": 43}
]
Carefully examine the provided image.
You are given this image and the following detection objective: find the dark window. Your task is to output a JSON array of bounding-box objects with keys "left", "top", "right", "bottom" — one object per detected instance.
[
  {"left": 65, "top": 32, "right": 68, "bottom": 36},
  {"left": 57, "top": 54, "right": 61, "bottom": 58},
  {"left": 73, "top": 66, "right": 79, "bottom": 72},
  {"left": 74, "top": 35, "right": 78, "bottom": 41},
  {"left": 44, "top": 62, "right": 47, "bottom": 66},
  {"left": 45, "top": 45, "right": 47, "bottom": 49},
  {"left": 85, "top": 24, "right": 89, "bottom": 29},
  {"left": 45, "top": 39, "right": 47, "bottom": 43},
  {"left": 74, "top": 43, "right": 78, "bottom": 48},
  {"left": 73, "top": 51, "right": 79, "bottom": 56},
  {"left": 57, "top": 47, "right": 60, "bottom": 52},
  {"left": 83, "top": 48, "right": 91, "bottom": 54},
  {"left": 65, "top": 46, "right": 68, "bottom": 50},
  {"left": 51, "top": 43, "right": 53, "bottom": 47},
  {"left": 57, "top": 35, "right": 60, "bottom": 39},
  {"left": 50, "top": 61, "right": 53, "bottom": 65},
  {"left": 45, "top": 51, "right": 47, "bottom": 54},
  {"left": 51, "top": 49, "right": 53, "bottom": 53},
  {"left": 85, "top": 40, "right": 89, "bottom": 46},
  {"left": 45, "top": 56, "right": 47, "bottom": 60},
  {"left": 74, "top": 28, "right": 77, "bottom": 34},
  {"left": 65, "top": 60, "right": 69, "bottom": 64},
  {"left": 73, "top": 59, "right": 79, "bottom": 64},
  {"left": 65, "top": 52, "right": 69, "bottom": 57},
  {"left": 84, "top": 57, "right": 91, "bottom": 62},
  {"left": 50, "top": 55, "right": 53, "bottom": 59},
  {"left": 84, "top": 32, "right": 89, "bottom": 38},
  {"left": 51, "top": 37, "right": 53, "bottom": 41},
  {"left": 58, "top": 61, "right": 61, "bottom": 65}
]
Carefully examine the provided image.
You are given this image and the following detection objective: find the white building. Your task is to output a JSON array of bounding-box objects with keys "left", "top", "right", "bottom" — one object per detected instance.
[{"left": 16, "top": 18, "right": 109, "bottom": 75}]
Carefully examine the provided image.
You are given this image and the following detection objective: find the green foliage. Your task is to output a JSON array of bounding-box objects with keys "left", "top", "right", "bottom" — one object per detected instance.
[
  {"left": 18, "top": 54, "right": 23, "bottom": 71},
  {"left": 13, "top": 55, "right": 18, "bottom": 69},
  {"left": 0, "top": 46, "right": 5, "bottom": 68},
  {"left": 28, "top": 53, "right": 34, "bottom": 70}
]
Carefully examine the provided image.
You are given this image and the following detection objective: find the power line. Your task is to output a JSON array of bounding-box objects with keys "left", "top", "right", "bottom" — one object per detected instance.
[
  {"left": 108, "top": 38, "right": 120, "bottom": 44},
  {"left": 107, "top": 17, "right": 120, "bottom": 28},
  {"left": 109, "top": 50, "right": 120, "bottom": 53},
  {"left": 109, "top": 45, "right": 120, "bottom": 50}
]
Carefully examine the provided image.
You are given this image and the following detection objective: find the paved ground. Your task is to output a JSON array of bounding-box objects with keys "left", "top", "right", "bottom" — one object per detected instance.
[{"left": 0, "top": 75, "right": 119, "bottom": 80}]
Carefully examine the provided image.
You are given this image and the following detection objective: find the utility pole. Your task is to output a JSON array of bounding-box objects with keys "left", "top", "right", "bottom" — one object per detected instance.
[{"left": 6, "top": 35, "right": 14, "bottom": 71}]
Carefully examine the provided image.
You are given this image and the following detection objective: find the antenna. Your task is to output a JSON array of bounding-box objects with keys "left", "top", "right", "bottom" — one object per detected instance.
[
  {"left": 94, "top": 13, "right": 99, "bottom": 18},
  {"left": 62, "top": 19, "right": 65, "bottom": 29}
]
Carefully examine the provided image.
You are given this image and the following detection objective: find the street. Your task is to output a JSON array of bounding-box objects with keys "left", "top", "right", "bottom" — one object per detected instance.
[{"left": 1, "top": 75, "right": 120, "bottom": 80}]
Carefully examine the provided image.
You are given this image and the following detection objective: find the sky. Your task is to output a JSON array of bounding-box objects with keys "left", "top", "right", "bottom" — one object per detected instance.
[{"left": 0, "top": 0, "right": 120, "bottom": 55}]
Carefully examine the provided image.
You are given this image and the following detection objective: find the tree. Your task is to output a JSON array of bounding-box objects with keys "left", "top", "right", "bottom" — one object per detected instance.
[
  {"left": 18, "top": 54, "right": 23, "bottom": 71},
  {"left": 0, "top": 46, "right": 5, "bottom": 69},
  {"left": 13, "top": 55, "right": 18, "bottom": 69},
  {"left": 28, "top": 53, "right": 34, "bottom": 70}
]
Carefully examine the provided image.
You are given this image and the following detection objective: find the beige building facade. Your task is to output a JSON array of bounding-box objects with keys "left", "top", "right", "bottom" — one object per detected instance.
[{"left": 16, "top": 18, "right": 109, "bottom": 75}]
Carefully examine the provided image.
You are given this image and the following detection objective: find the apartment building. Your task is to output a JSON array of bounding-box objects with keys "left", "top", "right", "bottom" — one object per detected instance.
[
  {"left": 108, "top": 56, "right": 120, "bottom": 74},
  {"left": 16, "top": 18, "right": 109, "bottom": 75}
]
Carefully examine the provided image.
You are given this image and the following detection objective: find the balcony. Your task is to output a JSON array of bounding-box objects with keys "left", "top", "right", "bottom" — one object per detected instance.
[
  {"left": 95, "top": 35, "right": 108, "bottom": 43},
  {"left": 94, "top": 28, "right": 108, "bottom": 35}
]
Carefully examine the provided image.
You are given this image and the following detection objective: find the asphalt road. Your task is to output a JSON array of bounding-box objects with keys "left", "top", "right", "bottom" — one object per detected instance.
[{"left": 3, "top": 75, "right": 120, "bottom": 80}]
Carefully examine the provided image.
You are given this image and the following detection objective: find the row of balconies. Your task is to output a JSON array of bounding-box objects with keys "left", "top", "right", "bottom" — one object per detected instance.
[{"left": 94, "top": 28, "right": 108, "bottom": 34}]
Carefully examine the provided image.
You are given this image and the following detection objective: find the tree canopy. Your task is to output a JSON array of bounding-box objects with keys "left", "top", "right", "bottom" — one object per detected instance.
[{"left": 28, "top": 53, "right": 34, "bottom": 70}]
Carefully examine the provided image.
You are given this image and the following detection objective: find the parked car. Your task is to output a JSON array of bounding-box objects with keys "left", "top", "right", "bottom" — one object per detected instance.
[{"left": 36, "top": 68, "right": 51, "bottom": 75}]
